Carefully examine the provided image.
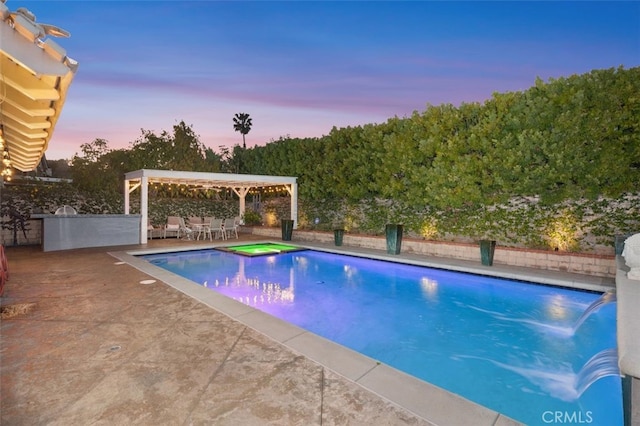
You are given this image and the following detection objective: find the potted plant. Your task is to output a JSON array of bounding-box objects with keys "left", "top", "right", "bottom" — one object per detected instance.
[
  {"left": 479, "top": 239, "right": 496, "bottom": 266},
  {"left": 281, "top": 218, "right": 294, "bottom": 241},
  {"left": 332, "top": 218, "right": 346, "bottom": 246},
  {"left": 385, "top": 223, "right": 404, "bottom": 255},
  {"left": 329, "top": 209, "right": 351, "bottom": 247},
  {"left": 474, "top": 212, "right": 497, "bottom": 266}
]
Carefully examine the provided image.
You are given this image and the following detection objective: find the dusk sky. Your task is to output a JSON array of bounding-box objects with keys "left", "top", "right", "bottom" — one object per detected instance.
[{"left": 12, "top": 0, "right": 640, "bottom": 160}]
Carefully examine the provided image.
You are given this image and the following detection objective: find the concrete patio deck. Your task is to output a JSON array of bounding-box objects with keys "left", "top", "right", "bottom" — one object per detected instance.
[{"left": 1, "top": 235, "right": 614, "bottom": 425}]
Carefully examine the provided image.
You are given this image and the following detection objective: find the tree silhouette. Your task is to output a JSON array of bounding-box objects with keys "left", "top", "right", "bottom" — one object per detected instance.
[{"left": 233, "top": 113, "right": 253, "bottom": 149}]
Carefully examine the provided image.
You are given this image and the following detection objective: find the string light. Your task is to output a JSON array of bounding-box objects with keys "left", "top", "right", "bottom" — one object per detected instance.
[
  {"left": 0, "top": 125, "right": 11, "bottom": 180},
  {"left": 1, "top": 146, "right": 13, "bottom": 181}
]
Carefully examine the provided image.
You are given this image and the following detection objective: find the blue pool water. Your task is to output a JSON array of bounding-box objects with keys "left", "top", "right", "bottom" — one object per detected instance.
[{"left": 143, "top": 249, "right": 622, "bottom": 425}]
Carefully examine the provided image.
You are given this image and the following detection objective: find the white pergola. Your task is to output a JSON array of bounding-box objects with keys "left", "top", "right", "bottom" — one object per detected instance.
[
  {"left": 124, "top": 169, "right": 298, "bottom": 244},
  {"left": 0, "top": 3, "right": 78, "bottom": 172}
]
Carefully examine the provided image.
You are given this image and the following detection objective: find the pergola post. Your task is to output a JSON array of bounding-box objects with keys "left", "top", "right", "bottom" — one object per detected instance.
[
  {"left": 283, "top": 183, "right": 298, "bottom": 229},
  {"left": 232, "top": 187, "right": 251, "bottom": 222},
  {"left": 124, "top": 177, "right": 145, "bottom": 244},
  {"left": 124, "top": 179, "right": 130, "bottom": 214},
  {"left": 291, "top": 182, "right": 298, "bottom": 229},
  {"left": 140, "top": 176, "right": 148, "bottom": 244}
]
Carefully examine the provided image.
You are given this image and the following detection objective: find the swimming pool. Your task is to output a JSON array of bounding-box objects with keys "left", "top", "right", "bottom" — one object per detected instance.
[{"left": 142, "top": 248, "right": 622, "bottom": 425}]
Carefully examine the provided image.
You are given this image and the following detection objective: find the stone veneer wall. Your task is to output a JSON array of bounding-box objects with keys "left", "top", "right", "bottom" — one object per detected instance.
[
  {"left": 1, "top": 219, "right": 42, "bottom": 247},
  {"left": 247, "top": 226, "right": 616, "bottom": 278}
]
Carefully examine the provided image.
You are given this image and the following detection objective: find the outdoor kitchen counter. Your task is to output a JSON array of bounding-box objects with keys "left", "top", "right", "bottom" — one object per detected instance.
[{"left": 31, "top": 214, "right": 141, "bottom": 252}]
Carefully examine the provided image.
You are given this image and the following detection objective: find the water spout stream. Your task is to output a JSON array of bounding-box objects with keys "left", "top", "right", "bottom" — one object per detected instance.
[
  {"left": 573, "top": 290, "right": 616, "bottom": 333},
  {"left": 574, "top": 348, "right": 620, "bottom": 397}
]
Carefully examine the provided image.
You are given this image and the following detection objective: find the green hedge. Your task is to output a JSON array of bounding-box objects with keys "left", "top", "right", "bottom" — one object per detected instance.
[
  {"left": 0, "top": 183, "right": 238, "bottom": 227},
  {"left": 292, "top": 194, "right": 639, "bottom": 252},
  {"left": 2, "top": 183, "right": 637, "bottom": 252}
]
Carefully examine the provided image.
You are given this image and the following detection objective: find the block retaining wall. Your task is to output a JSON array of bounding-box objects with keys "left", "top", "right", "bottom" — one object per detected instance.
[
  {"left": 247, "top": 226, "right": 616, "bottom": 279},
  {"left": 1, "top": 221, "right": 615, "bottom": 278},
  {"left": 1, "top": 219, "right": 42, "bottom": 247}
]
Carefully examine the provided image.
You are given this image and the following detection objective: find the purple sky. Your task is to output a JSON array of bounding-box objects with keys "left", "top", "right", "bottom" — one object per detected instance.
[{"left": 12, "top": 1, "right": 640, "bottom": 160}]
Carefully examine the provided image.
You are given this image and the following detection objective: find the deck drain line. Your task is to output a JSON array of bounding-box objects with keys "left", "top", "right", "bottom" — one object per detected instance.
[{"left": 139, "top": 279, "right": 156, "bottom": 285}]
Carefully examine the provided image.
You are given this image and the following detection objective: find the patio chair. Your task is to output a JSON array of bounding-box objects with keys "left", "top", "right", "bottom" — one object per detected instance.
[
  {"left": 179, "top": 217, "right": 194, "bottom": 240},
  {"left": 0, "top": 244, "right": 8, "bottom": 296},
  {"left": 224, "top": 217, "right": 238, "bottom": 239},
  {"left": 0, "top": 244, "right": 8, "bottom": 279},
  {"left": 188, "top": 216, "right": 203, "bottom": 226},
  {"left": 197, "top": 217, "right": 216, "bottom": 240},
  {"left": 147, "top": 224, "right": 163, "bottom": 240},
  {"left": 0, "top": 260, "right": 5, "bottom": 297},
  {"left": 164, "top": 216, "right": 181, "bottom": 239},
  {"left": 187, "top": 216, "right": 206, "bottom": 240},
  {"left": 209, "top": 218, "right": 226, "bottom": 240}
]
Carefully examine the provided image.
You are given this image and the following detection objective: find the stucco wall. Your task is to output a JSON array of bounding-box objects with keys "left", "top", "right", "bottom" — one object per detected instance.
[{"left": 2, "top": 216, "right": 141, "bottom": 251}]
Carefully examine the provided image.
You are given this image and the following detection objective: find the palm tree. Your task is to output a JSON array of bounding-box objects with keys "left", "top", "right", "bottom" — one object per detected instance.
[{"left": 232, "top": 113, "right": 252, "bottom": 149}]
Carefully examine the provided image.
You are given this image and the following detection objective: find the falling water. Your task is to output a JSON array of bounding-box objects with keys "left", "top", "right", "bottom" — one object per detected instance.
[
  {"left": 573, "top": 290, "right": 616, "bottom": 333},
  {"left": 574, "top": 348, "right": 620, "bottom": 398},
  {"left": 473, "top": 348, "right": 620, "bottom": 402}
]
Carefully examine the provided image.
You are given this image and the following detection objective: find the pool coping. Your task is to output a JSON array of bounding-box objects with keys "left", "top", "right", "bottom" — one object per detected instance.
[{"left": 111, "top": 240, "right": 614, "bottom": 425}]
